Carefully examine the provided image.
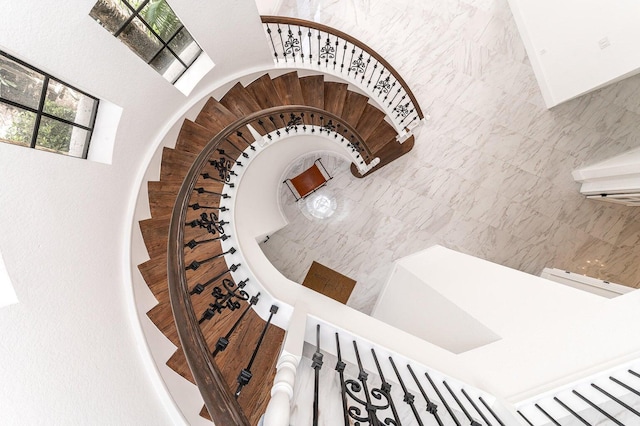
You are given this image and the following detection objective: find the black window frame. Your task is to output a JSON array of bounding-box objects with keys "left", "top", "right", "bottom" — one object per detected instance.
[
  {"left": 94, "top": 0, "right": 202, "bottom": 84},
  {"left": 0, "top": 50, "right": 100, "bottom": 159}
]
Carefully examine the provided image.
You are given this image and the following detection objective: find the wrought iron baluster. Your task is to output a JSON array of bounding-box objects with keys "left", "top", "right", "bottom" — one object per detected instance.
[
  {"left": 535, "top": 403, "right": 561, "bottom": 426},
  {"left": 184, "top": 234, "right": 229, "bottom": 249},
  {"left": 212, "top": 291, "right": 259, "bottom": 356},
  {"left": 317, "top": 30, "right": 321, "bottom": 66},
  {"left": 610, "top": 375, "right": 640, "bottom": 397},
  {"left": 235, "top": 131, "right": 255, "bottom": 151},
  {"left": 461, "top": 389, "right": 492, "bottom": 426},
  {"left": 591, "top": 382, "right": 640, "bottom": 417},
  {"left": 553, "top": 397, "right": 592, "bottom": 426},
  {"left": 224, "top": 138, "right": 249, "bottom": 158},
  {"left": 443, "top": 381, "right": 481, "bottom": 426},
  {"left": 185, "top": 212, "right": 227, "bottom": 235},
  {"left": 185, "top": 247, "right": 236, "bottom": 271},
  {"left": 307, "top": 27, "right": 312, "bottom": 64},
  {"left": 284, "top": 24, "right": 300, "bottom": 62},
  {"left": 373, "top": 69, "right": 385, "bottom": 93},
  {"left": 198, "top": 278, "right": 249, "bottom": 324},
  {"left": 407, "top": 365, "right": 443, "bottom": 426},
  {"left": 209, "top": 157, "right": 236, "bottom": 181},
  {"left": 201, "top": 172, "right": 234, "bottom": 187},
  {"left": 265, "top": 24, "right": 278, "bottom": 62},
  {"left": 573, "top": 390, "right": 624, "bottom": 426},
  {"left": 347, "top": 45, "right": 355, "bottom": 77},
  {"left": 193, "top": 187, "right": 230, "bottom": 199},
  {"left": 334, "top": 333, "right": 350, "bottom": 426},
  {"left": 334, "top": 37, "right": 340, "bottom": 70},
  {"left": 361, "top": 54, "right": 372, "bottom": 83},
  {"left": 217, "top": 148, "right": 243, "bottom": 166},
  {"left": 340, "top": 40, "right": 347, "bottom": 72},
  {"left": 342, "top": 341, "right": 395, "bottom": 425},
  {"left": 189, "top": 263, "right": 240, "bottom": 295},
  {"left": 188, "top": 203, "right": 227, "bottom": 212},
  {"left": 371, "top": 349, "right": 401, "bottom": 425},
  {"left": 312, "top": 325, "right": 323, "bottom": 426},
  {"left": 424, "top": 372, "right": 461, "bottom": 426},
  {"left": 235, "top": 305, "right": 279, "bottom": 397},
  {"left": 389, "top": 357, "right": 423, "bottom": 425},
  {"left": 479, "top": 396, "right": 505, "bottom": 426},
  {"left": 388, "top": 86, "right": 401, "bottom": 106},
  {"left": 368, "top": 61, "right": 379, "bottom": 87},
  {"left": 276, "top": 23, "right": 287, "bottom": 63},
  {"left": 517, "top": 411, "right": 534, "bottom": 426},
  {"left": 298, "top": 26, "right": 303, "bottom": 62}
]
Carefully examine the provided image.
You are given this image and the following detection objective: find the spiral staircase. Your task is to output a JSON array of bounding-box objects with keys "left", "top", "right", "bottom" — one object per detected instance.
[{"left": 137, "top": 69, "right": 415, "bottom": 423}]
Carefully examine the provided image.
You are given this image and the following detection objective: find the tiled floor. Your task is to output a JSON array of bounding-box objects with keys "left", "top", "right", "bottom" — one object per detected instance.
[{"left": 260, "top": 0, "right": 640, "bottom": 314}]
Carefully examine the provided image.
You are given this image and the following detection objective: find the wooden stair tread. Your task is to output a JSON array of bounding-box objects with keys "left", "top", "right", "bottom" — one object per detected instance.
[
  {"left": 323, "top": 82, "right": 348, "bottom": 117},
  {"left": 138, "top": 257, "right": 168, "bottom": 302},
  {"left": 139, "top": 217, "right": 169, "bottom": 260},
  {"left": 356, "top": 104, "right": 386, "bottom": 141},
  {"left": 271, "top": 72, "right": 305, "bottom": 105},
  {"left": 245, "top": 74, "right": 282, "bottom": 109},
  {"left": 352, "top": 136, "right": 415, "bottom": 178},
  {"left": 195, "top": 98, "right": 239, "bottom": 133},
  {"left": 147, "top": 303, "right": 180, "bottom": 347},
  {"left": 299, "top": 75, "right": 324, "bottom": 109},
  {"left": 220, "top": 82, "right": 262, "bottom": 118},
  {"left": 167, "top": 348, "right": 196, "bottom": 384},
  {"left": 341, "top": 91, "right": 369, "bottom": 128},
  {"left": 160, "top": 148, "right": 198, "bottom": 182},
  {"left": 175, "top": 120, "right": 216, "bottom": 155},
  {"left": 364, "top": 119, "right": 398, "bottom": 155}
]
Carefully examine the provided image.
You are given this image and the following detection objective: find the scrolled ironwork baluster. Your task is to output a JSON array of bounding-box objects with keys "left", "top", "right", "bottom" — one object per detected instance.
[
  {"left": 188, "top": 203, "right": 227, "bottom": 212},
  {"left": 198, "top": 278, "right": 249, "bottom": 324},
  {"left": 335, "top": 333, "right": 350, "bottom": 426},
  {"left": 211, "top": 289, "right": 258, "bottom": 356},
  {"left": 347, "top": 45, "right": 355, "bottom": 76},
  {"left": 217, "top": 148, "right": 242, "bottom": 166},
  {"left": 209, "top": 157, "right": 235, "bottom": 181},
  {"left": 284, "top": 24, "right": 300, "bottom": 62},
  {"left": 189, "top": 263, "right": 240, "bottom": 295},
  {"left": 342, "top": 341, "right": 397, "bottom": 426},
  {"left": 201, "top": 172, "right": 234, "bottom": 187},
  {"left": 185, "top": 212, "right": 227, "bottom": 235},
  {"left": 368, "top": 61, "right": 378, "bottom": 87},
  {"left": 361, "top": 54, "right": 372, "bottom": 83},
  {"left": 371, "top": 349, "right": 401, "bottom": 425}
]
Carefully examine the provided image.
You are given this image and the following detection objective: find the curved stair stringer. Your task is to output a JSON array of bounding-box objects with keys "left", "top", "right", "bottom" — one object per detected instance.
[{"left": 136, "top": 68, "right": 411, "bottom": 424}]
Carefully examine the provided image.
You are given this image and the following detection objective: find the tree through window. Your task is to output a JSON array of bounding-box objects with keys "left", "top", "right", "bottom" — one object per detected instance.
[
  {"left": 0, "top": 50, "right": 99, "bottom": 158},
  {"left": 90, "top": 0, "right": 203, "bottom": 84}
]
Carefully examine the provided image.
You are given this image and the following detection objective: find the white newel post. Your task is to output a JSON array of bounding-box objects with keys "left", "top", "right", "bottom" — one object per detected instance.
[
  {"left": 263, "top": 352, "right": 300, "bottom": 426},
  {"left": 263, "top": 303, "right": 307, "bottom": 426}
]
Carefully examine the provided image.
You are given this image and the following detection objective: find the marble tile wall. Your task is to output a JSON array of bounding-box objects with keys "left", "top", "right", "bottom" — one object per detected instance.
[{"left": 259, "top": 0, "right": 640, "bottom": 314}]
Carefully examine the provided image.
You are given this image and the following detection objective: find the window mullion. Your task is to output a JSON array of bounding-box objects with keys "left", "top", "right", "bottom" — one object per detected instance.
[
  {"left": 30, "top": 76, "right": 49, "bottom": 148},
  {"left": 113, "top": 0, "right": 151, "bottom": 38}
]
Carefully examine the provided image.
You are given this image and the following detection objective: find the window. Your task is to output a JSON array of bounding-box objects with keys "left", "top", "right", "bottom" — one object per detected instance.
[
  {"left": 0, "top": 51, "right": 99, "bottom": 158},
  {"left": 90, "top": 0, "right": 203, "bottom": 84}
]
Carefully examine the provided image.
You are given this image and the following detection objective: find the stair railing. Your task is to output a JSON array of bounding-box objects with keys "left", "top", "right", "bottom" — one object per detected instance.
[
  {"left": 168, "top": 105, "right": 372, "bottom": 424},
  {"left": 261, "top": 16, "right": 425, "bottom": 141}
]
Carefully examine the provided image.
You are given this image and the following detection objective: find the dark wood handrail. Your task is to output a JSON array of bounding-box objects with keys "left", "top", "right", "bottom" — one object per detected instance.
[
  {"left": 261, "top": 15, "right": 424, "bottom": 120},
  {"left": 167, "top": 106, "right": 369, "bottom": 424}
]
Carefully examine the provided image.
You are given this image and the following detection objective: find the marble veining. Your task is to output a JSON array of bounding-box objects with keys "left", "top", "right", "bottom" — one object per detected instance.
[{"left": 259, "top": 0, "right": 640, "bottom": 315}]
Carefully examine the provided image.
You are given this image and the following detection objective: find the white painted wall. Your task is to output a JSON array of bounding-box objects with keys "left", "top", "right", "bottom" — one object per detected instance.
[
  {"left": 395, "top": 246, "right": 640, "bottom": 402},
  {"left": 0, "top": 0, "right": 273, "bottom": 423},
  {"left": 573, "top": 146, "right": 640, "bottom": 194},
  {"left": 508, "top": 0, "right": 640, "bottom": 107}
]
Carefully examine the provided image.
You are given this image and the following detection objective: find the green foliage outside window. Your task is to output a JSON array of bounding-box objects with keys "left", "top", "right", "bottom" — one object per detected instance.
[{"left": 7, "top": 101, "right": 75, "bottom": 152}]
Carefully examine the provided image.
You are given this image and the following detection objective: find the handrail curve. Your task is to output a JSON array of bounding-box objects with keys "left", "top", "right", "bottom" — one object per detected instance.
[
  {"left": 167, "top": 105, "right": 370, "bottom": 424},
  {"left": 261, "top": 15, "right": 424, "bottom": 136}
]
